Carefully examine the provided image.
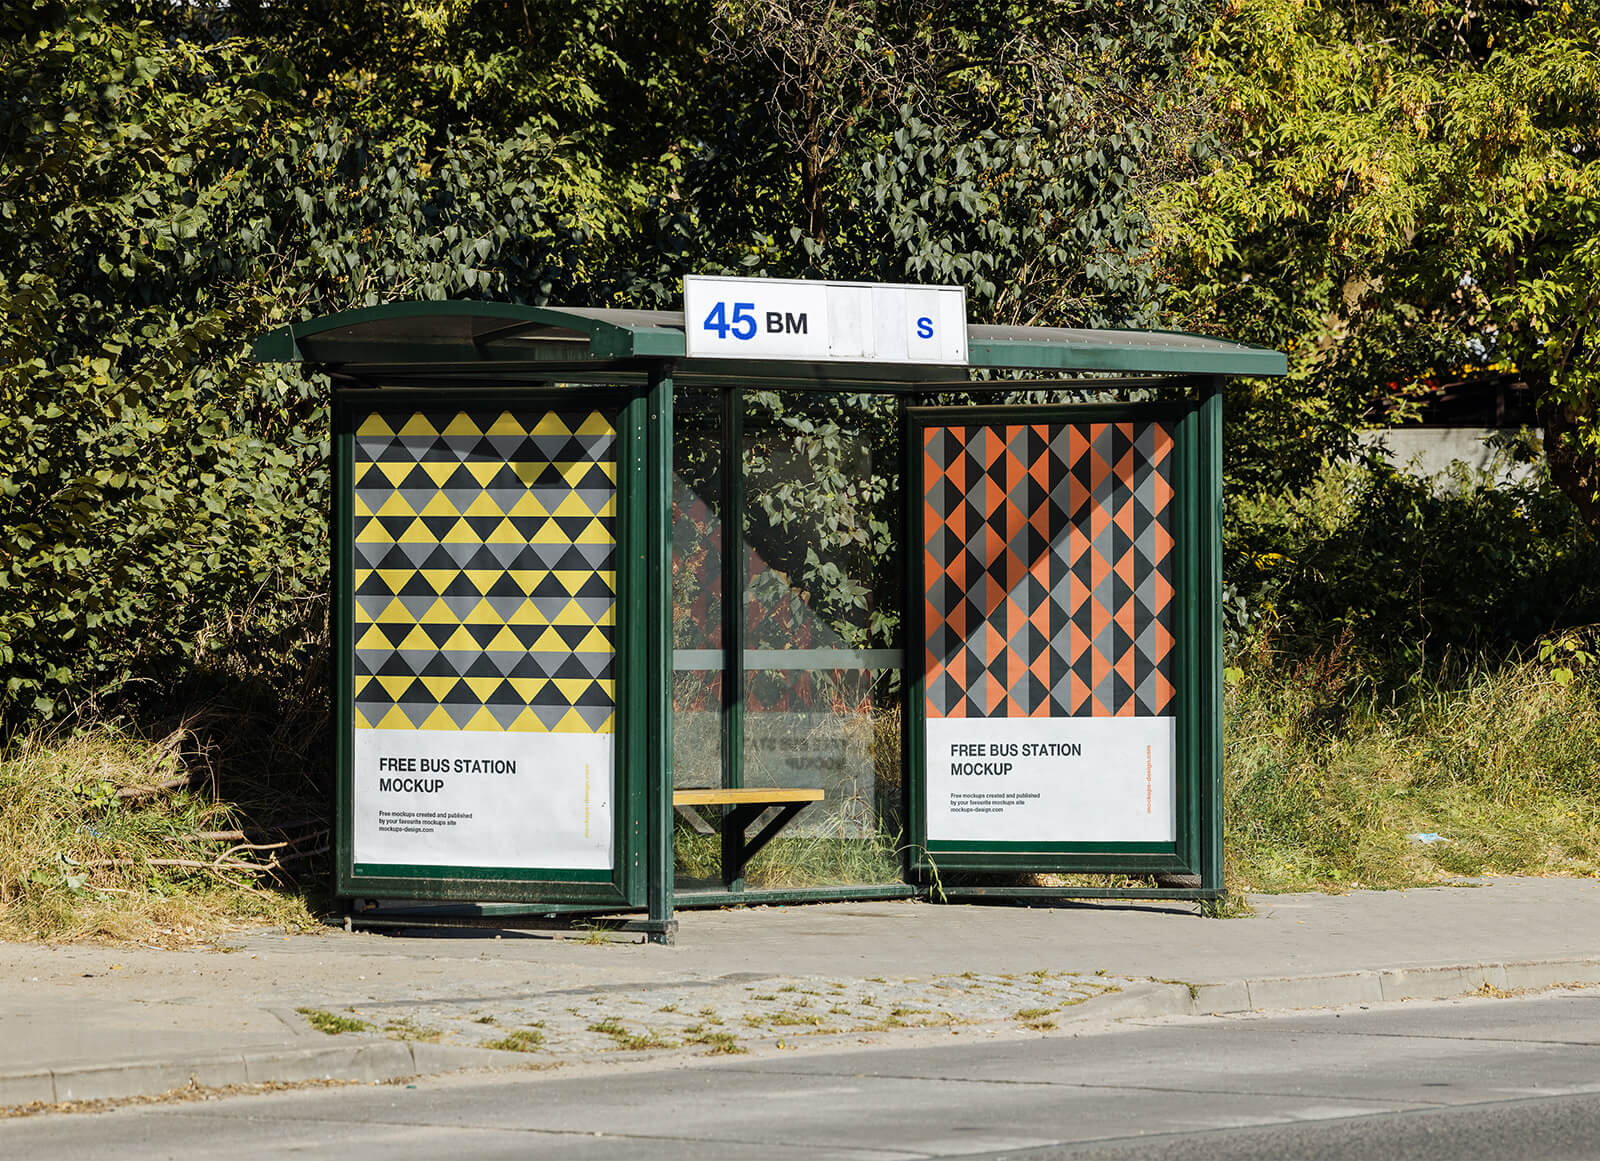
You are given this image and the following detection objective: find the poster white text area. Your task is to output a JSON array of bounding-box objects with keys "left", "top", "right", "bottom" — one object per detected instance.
[
  {"left": 353, "top": 729, "right": 613, "bottom": 870},
  {"left": 925, "top": 717, "right": 1176, "bottom": 844}
]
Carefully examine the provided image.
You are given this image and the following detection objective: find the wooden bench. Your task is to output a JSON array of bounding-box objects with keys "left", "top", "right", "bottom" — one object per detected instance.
[{"left": 672, "top": 788, "right": 823, "bottom": 884}]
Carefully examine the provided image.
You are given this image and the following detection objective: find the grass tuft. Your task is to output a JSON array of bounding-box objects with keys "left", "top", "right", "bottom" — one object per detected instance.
[
  {"left": 586, "top": 1018, "right": 676, "bottom": 1051},
  {"left": 383, "top": 1017, "right": 442, "bottom": 1043},
  {"left": 684, "top": 1029, "right": 746, "bottom": 1055},
  {"left": 297, "top": 1008, "right": 370, "bottom": 1035},
  {"left": 484, "top": 1027, "right": 545, "bottom": 1052}
]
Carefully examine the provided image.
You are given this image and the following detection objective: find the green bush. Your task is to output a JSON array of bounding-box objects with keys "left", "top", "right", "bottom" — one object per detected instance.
[
  {"left": 1227, "top": 457, "right": 1600, "bottom": 694},
  {"left": 0, "top": 8, "right": 571, "bottom": 729}
]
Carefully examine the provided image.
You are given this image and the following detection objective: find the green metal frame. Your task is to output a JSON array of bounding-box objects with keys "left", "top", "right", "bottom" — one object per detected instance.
[
  {"left": 331, "top": 386, "right": 653, "bottom": 910},
  {"left": 719, "top": 387, "right": 747, "bottom": 893},
  {"left": 645, "top": 368, "right": 677, "bottom": 936},
  {"left": 902, "top": 392, "right": 1225, "bottom": 891}
]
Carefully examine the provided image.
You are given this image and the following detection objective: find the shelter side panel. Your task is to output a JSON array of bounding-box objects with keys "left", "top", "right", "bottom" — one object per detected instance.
[
  {"left": 922, "top": 420, "right": 1177, "bottom": 846},
  {"left": 348, "top": 407, "right": 617, "bottom": 874}
]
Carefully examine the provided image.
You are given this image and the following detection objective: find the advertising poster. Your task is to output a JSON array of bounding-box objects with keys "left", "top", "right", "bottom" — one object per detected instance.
[
  {"left": 347, "top": 408, "right": 617, "bottom": 872},
  {"left": 922, "top": 420, "right": 1178, "bottom": 846}
]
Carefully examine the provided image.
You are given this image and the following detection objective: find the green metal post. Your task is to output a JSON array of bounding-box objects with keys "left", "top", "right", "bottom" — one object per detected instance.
[
  {"left": 721, "top": 387, "right": 746, "bottom": 891},
  {"left": 1199, "top": 377, "right": 1226, "bottom": 894},
  {"left": 621, "top": 386, "right": 649, "bottom": 911},
  {"left": 333, "top": 402, "right": 356, "bottom": 907},
  {"left": 646, "top": 366, "right": 677, "bottom": 942},
  {"left": 899, "top": 400, "right": 922, "bottom": 890}
]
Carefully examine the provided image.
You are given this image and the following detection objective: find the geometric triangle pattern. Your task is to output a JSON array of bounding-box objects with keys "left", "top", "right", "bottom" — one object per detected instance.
[
  {"left": 350, "top": 409, "right": 617, "bottom": 734},
  {"left": 922, "top": 420, "right": 1176, "bottom": 719}
]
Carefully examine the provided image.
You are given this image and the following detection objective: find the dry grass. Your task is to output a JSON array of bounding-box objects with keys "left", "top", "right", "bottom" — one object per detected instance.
[
  {"left": 1225, "top": 643, "right": 1600, "bottom": 892},
  {"left": 0, "top": 726, "right": 320, "bottom": 944}
]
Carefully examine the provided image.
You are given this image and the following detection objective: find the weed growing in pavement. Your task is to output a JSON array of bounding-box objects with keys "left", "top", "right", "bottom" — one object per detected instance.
[
  {"left": 484, "top": 1027, "right": 546, "bottom": 1052},
  {"left": 297, "top": 1008, "right": 370, "bottom": 1035},
  {"left": 383, "top": 1017, "right": 442, "bottom": 1043},
  {"left": 1198, "top": 893, "right": 1255, "bottom": 919},
  {"left": 578, "top": 920, "right": 622, "bottom": 944},
  {"left": 685, "top": 1030, "right": 746, "bottom": 1055},
  {"left": 769, "top": 1009, "right": 824, "bottom": 1027},
  {"left": 587, "top": 1018, "right": 676, "bottom": 1051}
]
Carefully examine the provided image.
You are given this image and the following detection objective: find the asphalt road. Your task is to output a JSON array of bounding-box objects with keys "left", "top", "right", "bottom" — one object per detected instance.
[{"left": 8, "top": 990, "right": 1600, "bottom": 1160}]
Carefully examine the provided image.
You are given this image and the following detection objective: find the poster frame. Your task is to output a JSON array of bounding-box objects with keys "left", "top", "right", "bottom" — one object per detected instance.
[
  {"left": 903, "top": 397, "right": 1222, "bottom": 883},
  {"left": 331, "top": 385, "right": 649, "bottom": 908}
]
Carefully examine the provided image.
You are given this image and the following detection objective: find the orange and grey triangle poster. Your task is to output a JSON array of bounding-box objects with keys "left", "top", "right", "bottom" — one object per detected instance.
[
  {"left": 347, "top": 408, "right": 616, "bottom": 871},
  {"left": 922, "top": 420, "right": 1178, "bottom": 844}
]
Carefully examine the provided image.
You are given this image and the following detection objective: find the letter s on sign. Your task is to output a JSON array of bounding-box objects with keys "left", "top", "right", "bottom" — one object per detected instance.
[{"left": 916, "top": 316, "right": 934, "bottom": 339}]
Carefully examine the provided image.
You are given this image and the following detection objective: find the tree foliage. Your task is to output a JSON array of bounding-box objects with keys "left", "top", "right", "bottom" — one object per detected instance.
[
  {"left": 2, "top": 0, "right": 1215, "bottom": 727},
  {"left": 1165, "top": 0, "right": 1600, "bottom": 497},
  {"left": 8, "top": 0, "right": 1598, "bottom": 728},
  {"left": 0, "top": 2, "right": 578, "bottom": 721}
]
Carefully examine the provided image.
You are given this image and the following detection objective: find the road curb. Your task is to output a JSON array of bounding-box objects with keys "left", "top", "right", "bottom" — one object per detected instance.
[
  {"left": 1088, "top": 955, "right": 1600, "bottom": 1023},
  {"left": 0, "top": 1040, "right": 507, "bottom": 1109}
]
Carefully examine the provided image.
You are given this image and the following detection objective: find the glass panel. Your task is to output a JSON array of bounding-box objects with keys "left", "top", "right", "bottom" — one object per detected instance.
[
  {"left": 740, "top": 667, "right": 903, "bottom": 889},
  {"left": 672, "top": 390, "right": 722, "bottom": 797},
  {"left": 739, "top": 391, "right": 904, "bottom": 889},
  {"left": 672, "top": 390, "right": 722, "bottom": 653},
  {"left": 671, "top": 668, "right": 724, "bottom": 885}
]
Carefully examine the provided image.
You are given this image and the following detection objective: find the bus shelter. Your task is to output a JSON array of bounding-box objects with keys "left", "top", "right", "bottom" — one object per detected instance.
[{"left": 253, "top": 278, "right": 1286, "bottom": 942}]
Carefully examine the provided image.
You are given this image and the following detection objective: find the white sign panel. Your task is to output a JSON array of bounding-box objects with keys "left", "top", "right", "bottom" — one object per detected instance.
[
  {"left": 684, "top": 276, "right": 967, "bottom": 364},
  {"left": 925, "top": 717, "right": 1176, "bottom": 844},
  {"left": 353, "top": 729, "right": 613, "bottom": 870}
]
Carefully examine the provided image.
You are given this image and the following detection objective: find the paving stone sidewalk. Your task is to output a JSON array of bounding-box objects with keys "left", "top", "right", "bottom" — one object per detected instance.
[
  {"left": 322, "top": 967, "right": 1123, "bottom": 1059},
  {"left": 4, "top": 876, "right": 1600, "bottom": 1108}
]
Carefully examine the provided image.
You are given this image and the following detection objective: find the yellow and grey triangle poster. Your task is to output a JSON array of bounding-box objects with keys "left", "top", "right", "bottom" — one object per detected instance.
[{"left": 349, "top": 408, "right": 616, "bottom": 871}]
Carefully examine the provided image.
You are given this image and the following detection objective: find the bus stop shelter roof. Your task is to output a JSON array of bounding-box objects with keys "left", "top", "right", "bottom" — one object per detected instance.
[{"left": 251, "top": 300, "right": 1287, "bottom": 384}]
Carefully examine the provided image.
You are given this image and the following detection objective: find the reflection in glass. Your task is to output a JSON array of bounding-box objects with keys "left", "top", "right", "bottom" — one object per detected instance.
[
  {"left": 739, "top": 667, "right": 902, "bottom": 889},
  {"left": 738, "top": 391, "right": 905, "bottom": 889},
  {"left": 672, "top": 390, "right": 722, "bottom": 654},
  {"left": 672, "top": 390, "right": 722, "bottom": 809}
]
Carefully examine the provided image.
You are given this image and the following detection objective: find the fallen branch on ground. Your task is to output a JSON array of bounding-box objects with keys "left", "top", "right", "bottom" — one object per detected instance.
[{"left": 114, "top": 775, "right": 194, "bottom": 800}]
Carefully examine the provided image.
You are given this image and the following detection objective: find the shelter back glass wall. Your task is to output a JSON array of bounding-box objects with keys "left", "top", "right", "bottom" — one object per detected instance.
[{"left": 670, "top": 388, "right": 906, "bottom": 892}]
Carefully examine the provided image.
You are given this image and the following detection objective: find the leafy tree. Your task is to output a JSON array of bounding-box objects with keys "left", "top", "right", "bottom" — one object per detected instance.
[
  {"left": 1162, "top": 0, "right": 1600, "bottom": 501},
  {"left": 200, "top": 0, "right": 710, "bottom": 306},
  {"left": 658, "top": 0, "right": 1220, "bottom": 659},
  {"left": 0, "top": 2, "right": 575, "bottom": 725},
  {"left": 685, "top": 0, "right": 1215, "bottom": 327}
]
